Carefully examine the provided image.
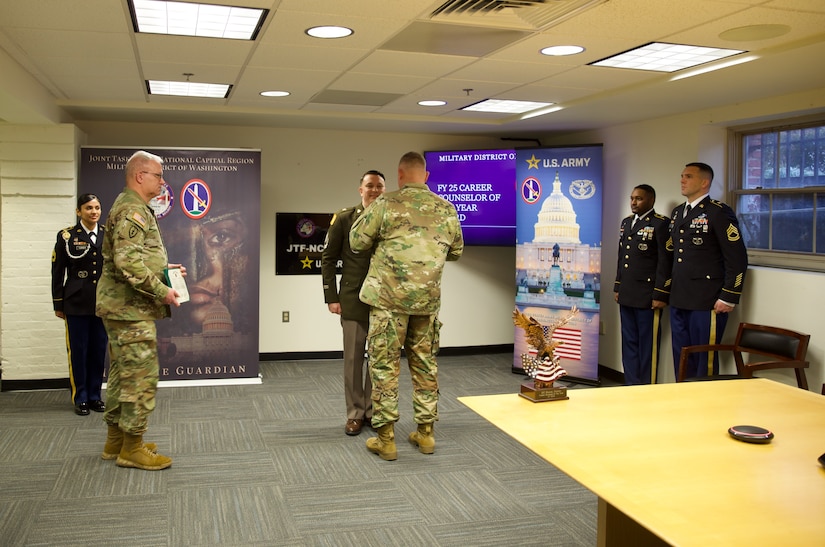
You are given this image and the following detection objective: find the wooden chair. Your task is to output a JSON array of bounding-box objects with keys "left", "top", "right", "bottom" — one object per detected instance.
[{"left": 677, "top": 322, "right": 810, "bottom": 390}]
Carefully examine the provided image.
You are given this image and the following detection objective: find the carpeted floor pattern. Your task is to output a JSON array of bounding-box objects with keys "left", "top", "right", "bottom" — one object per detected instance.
[{"left": 0, "top": 354, "right": 599, "bottom": 546}]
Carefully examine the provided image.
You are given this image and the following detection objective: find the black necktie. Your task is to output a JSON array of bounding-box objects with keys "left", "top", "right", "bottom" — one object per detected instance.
[
  {"left": 684, "top": 204, "right": 692, "bottom": 217},
  {"left": 90, "top": 232, "right": 96, "bottom": 244},
  {"left": 631, "top": 215, "right": 639, "bottom": 229}
]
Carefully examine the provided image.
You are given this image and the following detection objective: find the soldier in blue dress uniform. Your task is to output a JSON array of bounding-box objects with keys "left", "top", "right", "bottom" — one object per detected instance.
[
  {"left": 668, "top": 163, "right": 748, "bottom": 379},
  {"left": 52, "top": 194, "right": 108, "bottom": 415},
  {"left": 614, "top": 184, "right": 672, "bottom": 384}
]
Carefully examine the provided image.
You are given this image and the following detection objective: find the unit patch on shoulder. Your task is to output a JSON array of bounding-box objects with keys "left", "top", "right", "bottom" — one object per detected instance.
[{"left": 726, "top": 224, "right": 741, "bottom": 242}]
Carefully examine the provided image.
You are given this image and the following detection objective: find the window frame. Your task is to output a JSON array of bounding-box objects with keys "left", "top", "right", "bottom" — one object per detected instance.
[{"left": 727, "top": 112, "right": 825, "bottom": 272}]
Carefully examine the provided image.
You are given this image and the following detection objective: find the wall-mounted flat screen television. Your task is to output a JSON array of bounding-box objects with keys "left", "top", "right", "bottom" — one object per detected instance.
[{"left": 424, "top": 148, "right": 516, "bottom": 246}]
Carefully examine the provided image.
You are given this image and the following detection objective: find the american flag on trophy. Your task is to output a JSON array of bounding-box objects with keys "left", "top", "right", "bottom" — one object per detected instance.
[{"left": 534, "top": 357, "right": 567, "bottom": 383}]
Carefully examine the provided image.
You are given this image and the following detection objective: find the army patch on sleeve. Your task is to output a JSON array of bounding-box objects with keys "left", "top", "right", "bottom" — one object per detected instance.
[
  {"left": 128, "top": 225, "right": 140, "bottom": 239},
  {"left": 726, "top": 224, "right": 741, "bottom": 241}
]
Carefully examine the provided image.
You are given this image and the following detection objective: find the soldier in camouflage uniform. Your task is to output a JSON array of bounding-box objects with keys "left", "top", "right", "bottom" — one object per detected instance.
[
  {"left": 96, "top": 150, "right": 183, "bottom": 471},
  {"left": 350, "top": 151, "right": 463, "bottom": 461}
]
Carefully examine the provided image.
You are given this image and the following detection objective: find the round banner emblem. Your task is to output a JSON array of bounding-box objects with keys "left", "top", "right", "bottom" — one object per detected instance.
[
  {"left": 521, "top": 177, "right": 542, "bottom": 204},
  {"left": 181, "top": 179, "right": 212, "bottom": 219},
  {"left": 149, "top": 182, "right": 174, "bottom": 219}
]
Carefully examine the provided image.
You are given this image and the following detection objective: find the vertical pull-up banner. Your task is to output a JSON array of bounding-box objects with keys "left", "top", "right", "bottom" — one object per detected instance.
[
  {"left": 79, "top": 147, "right": 261, "bottom": 383},
  {"left": 515, "top": 146, "right": 603, "bottom": 383}
]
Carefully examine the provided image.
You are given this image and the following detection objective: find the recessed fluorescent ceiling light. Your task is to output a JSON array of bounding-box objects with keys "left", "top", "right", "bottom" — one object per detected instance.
[
  {"left": 540, "top": 45, "right": 585, "bottom": 56},
  {"left": 590, "top": 42, "right": 745, "bottom": 72},
  {"left": 418, "top": 100, "right": 447, "bottom": 107},
  {"left": 306, "top": 26, "right": 353, "bottom": 39},
  {"left": 260, "top": 90, "right": 290, "bottom": 97},
  {"left": 148, "top": 80, "right": 231, "bottom": 98},
  {"left": 461, "top": 99, "right": 553, "bottom": 114},
  {"left": 130, "top": 0, "right": 266, "bottom": 40}
]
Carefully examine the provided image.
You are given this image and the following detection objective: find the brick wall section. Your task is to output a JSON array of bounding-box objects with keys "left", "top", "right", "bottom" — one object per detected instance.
[{"left": 1, "top": 124, "right": 81, "bottom": 381}]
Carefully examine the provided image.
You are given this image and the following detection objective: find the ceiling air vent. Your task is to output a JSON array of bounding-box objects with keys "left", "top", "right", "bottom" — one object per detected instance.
[{"left": 429, "top": 0, "right": 607, "bottom": 30}]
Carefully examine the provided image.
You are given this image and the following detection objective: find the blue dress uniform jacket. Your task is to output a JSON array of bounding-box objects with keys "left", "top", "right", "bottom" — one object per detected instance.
[
  {"left": 52, "top": 222, "right": 107, "bottom": 406},
  {"left": 668, "top": 197, "right": 748, "bottom": 310},
  {"left": 52, "top": 223, "right": 104, "bottom": 315},
  {"left": 613, "top": 210, "right": 671, "bottom": 307}
]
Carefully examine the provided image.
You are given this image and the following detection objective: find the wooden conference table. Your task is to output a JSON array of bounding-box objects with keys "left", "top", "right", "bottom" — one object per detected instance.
[{"left": 459, "top": 379, "right": 825, "bottom": 546}]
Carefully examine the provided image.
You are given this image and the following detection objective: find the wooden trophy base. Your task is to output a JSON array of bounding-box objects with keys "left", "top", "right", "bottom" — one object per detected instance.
[{"left": 519, "top": 379, "right": 568, "bottom": 403}]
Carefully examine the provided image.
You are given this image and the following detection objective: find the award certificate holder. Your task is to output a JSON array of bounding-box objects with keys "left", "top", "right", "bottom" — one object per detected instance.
[{"left": 164, "top": 267, "right": 190, "bottom": 303}]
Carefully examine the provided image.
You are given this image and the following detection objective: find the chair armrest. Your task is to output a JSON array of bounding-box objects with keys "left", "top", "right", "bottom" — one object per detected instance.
[
  {"left": 741, "top": 360, "right": 809, "bottom": 374},
  {"left": 677, "top": 344, "right": 737, "bottom": 382},
  {"left": 740, "top": 360, "right": 810, "bottom": 389}
]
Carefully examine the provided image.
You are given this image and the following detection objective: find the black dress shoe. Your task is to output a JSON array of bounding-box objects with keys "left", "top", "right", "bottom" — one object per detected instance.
[
  {"left": 74, "top": 402, "right": 90, "bottom": 416},
  {"left": 89, "top": 400, "right": 105, "bottom": 412}
]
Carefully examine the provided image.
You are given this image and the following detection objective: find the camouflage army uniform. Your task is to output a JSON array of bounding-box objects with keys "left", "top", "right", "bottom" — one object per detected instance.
[
  {"left": 349, "top": 182, "right": 463, "bottom": 428},
  {"left": 96, "top": 188, "right": 171, "bottom": 435}
]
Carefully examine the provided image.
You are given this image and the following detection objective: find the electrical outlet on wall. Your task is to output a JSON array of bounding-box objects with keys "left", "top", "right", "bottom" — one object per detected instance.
[{"left": 282, "top": 311, "right": 290, "bottom": 322}]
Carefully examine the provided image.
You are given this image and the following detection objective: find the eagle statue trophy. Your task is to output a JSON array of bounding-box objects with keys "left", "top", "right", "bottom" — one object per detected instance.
[{"left": 513, "top": 306, "right": 579, "bottom": 388}]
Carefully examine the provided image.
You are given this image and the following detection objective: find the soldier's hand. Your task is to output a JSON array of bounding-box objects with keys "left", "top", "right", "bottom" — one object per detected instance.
[
  {"left": 714, "top": 300, "right": 734, "bottom": 314},
  {"left": 168, "top": 263, "right": 187, "bottom": 277},
  {"left": 55, "top": 311, "right": 65, "bottom": 319},
  {"left": 163, "top": 287, "right": 181, "bottom": 307},
  {"left": 328, "top": 303, "right": 342, "bottom": 315},
  {"left": 652, "top": 300, "right": 666, "bottom": 309}
]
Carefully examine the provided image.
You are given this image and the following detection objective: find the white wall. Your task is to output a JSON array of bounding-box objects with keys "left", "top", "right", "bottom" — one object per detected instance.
[
  {"left": 0, "top": 124, "right": 82, "bottom": 380},
  {"left": 1, "top": 122, "right": 517, "bottom": 382},
  {"left": 2, "top": 86, "right": 824, "bottom": 394}
]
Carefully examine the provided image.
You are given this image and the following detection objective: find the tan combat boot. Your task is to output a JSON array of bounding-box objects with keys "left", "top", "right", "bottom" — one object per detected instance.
[
  {"left": 101, "top": 425, "right": 157, "bottom": 460},
  {"left": 116, "top": 432, "right": 172, "bottom": 470},
  {"left": 366, "top": 423, "right": 397, "bottom": 461},
  {"left": 408, "top": 423, "right": 435, "bottom": 454}
]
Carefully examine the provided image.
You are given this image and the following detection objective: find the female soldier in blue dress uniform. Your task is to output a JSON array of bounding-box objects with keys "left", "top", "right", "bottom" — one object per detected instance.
[{"left": 51, "top": 194, "right": 108, "bottom": 415}]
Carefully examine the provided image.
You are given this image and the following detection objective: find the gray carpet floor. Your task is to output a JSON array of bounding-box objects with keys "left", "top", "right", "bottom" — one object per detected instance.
[{"left": 0, "top": 354, "right": 601, "bottom": 546}]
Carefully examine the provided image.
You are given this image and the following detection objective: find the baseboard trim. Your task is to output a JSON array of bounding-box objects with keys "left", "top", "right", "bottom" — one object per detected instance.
[
  {"left": 1, "top": 346, "right": 624, "bottom": 391},
  {"left": 1, "top": 378, "right": 71, "bottom": 392},
  {"left": 260, "top": 344, "right": 514, "bottom": 362},
  {"left": 598, "top": 365, "right": 625, "bottom": 385}
]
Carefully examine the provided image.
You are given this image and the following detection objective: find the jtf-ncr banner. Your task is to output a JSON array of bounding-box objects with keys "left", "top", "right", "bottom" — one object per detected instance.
[
  {"left": 514, "top": 145, "right": 603, "bottom": 383},
  {"left": 275, "top": 213, "right": 333, "bottom": 275},
  {"left": 79, "top": 147, "right": 261, "bottom": 382}
]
